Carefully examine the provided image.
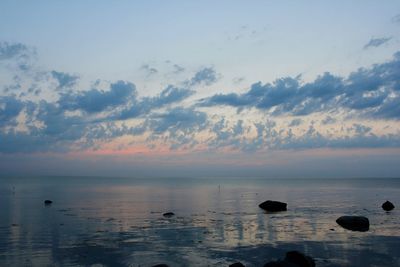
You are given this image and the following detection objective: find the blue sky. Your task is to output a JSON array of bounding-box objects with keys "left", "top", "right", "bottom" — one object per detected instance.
[{"left": 1, "top": 1, "right": 400, "bottom": 177}]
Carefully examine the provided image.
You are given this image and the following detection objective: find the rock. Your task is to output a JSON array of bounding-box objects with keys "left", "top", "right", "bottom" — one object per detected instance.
[
  {"left": 382, "top": 200, "right": 395, "bottom": 211},
  {"left": 229, "top": 262, "right": 246, "bottom": 267},
  {"left": 152, "top": 265, "right": 169, "bottom": 267},
  {"left": 336, "top": 215, "right": 369, "bottom": 232},
  {"left": 259, "top": 200, "right": 287, "bottom": 212},
  {"left": 163, "top": 212, "right": 175, "bottom": 218},
  {"left": 284, "top": 251, "right": 315, "bottom": 267},
  {"left": 44, "top": 200, "right": 53, "bottom": 205},
  {"left": 263, "top": 262, "right": 287, "bottom": 267},
  {"left": 263, "top": 251, "right": 315, "bottom": 267}
]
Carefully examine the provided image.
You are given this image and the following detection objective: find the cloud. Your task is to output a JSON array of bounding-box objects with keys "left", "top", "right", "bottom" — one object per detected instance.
[
  {"left": 233, "top": 77, "right": 245, "bottom": 84},
  {"left": 363, "top": 37, "right": 392, "bottom": 49},
  {"left": 58, "top": 81, "right": 136, "bottom": 113},
  {"left": 0, "top": 96, "right": 25, "bottom": 127},
  {"left": 115, "top": 85, "right": 194, "bottom": 120},
  {"left": 276, "top": 129, "right": 400, "bottom": 150},
  {"left": 151, "top": 85, "right": 194, "bottom": 107},
  {"left": 392, "top": 14, "right": 400, "bottom": 23},
  {"left": 188, "top": 67, "right": 219, "bottom": 86},
  {"left": 200, "top": 51, "right": 400, "bottom": 120},
  {"left": 140, "top": 64, "right": 158, "bottom": 76},
  {"left": 0, "top": 41, "right": 36, "bottom": 70},
  {"left": 149, "top": 107, "right": 208, "bottom": 135},
  {"left": 0, "top": 42, "right": 30, "bottom": 60},
  {"left": 51, "top": 71, "right": 79, "bottom": 89},
  {"left": 321, "top": 116, "right": 336, "bottom": 125},
  {"left": 289, "top": 118, "right": 303, "bottom": 127},
  {"left": 1, "top": 41, "right": 400, "bottom": 155},
  {"left": 173, "top": 64, "right": 185, "bottom": 74}
]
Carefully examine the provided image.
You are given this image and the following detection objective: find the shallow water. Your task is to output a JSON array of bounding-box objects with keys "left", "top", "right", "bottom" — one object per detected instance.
[{"left": 0, "top": 177, "right": 399, "bottom": 266}]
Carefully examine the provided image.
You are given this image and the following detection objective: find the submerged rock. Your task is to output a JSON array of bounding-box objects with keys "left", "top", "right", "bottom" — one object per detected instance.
[
  {"left": 382, "top": 200, "right": 395, "bottom": 211},
  {"left": 44, "top": 200, "right": 53, "bottom": 205},
  {"left": 163, "top": 212, "right": 175, "bottom": 218},
  {"left": 229, "top": 262, "right": 246, "bottom": 267},
  {"left": 263, "top": 251, "right": 315, "bottom": 267},
  {"left": 152, "top": 264, "right": 169, "bottom": 267},
  {"left": 336, "top": 215, "right": 369, "bottom": 232},
  {"left": 259, "top": 200, "right": 287, "bottom": 212},
  {"left": 284, "top": 251, "right": 315, "bottom": 267}
]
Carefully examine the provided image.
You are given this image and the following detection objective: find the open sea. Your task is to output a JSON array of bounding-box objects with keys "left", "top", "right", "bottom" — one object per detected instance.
[{"left": 0, "top": 177, "right": 399, "bottom": 267}]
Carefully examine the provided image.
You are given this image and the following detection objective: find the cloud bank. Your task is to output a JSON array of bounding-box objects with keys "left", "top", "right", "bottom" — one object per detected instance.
[
  {"left": 200, "top": 52, "right": 400, "bottom": 120},
  {"left": 1, "top": 41, "right": 400, "bottom": 155}
]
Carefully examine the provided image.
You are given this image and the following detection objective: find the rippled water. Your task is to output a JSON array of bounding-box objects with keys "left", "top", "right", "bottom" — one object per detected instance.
[{"left": 0, "top": 177, "right": 399, "bottom": 266}]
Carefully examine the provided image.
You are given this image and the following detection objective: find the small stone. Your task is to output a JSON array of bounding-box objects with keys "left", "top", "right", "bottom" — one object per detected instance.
[
  {"left": 163, "top": 212, "right": 175, "bottom": 218},
  {"left": 259, "top": 200, "right": 287, "bottom": 212},
  {"left": 382, "top": 200, "right": 395, "bottom": 211},
  {"left": 336, "top": 216, "right": 369, "bottom": 232}
]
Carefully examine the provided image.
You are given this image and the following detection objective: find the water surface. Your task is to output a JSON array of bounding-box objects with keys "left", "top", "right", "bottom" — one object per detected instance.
[{"left": 0, "top": 177, "right": 399, "bottom": 266}]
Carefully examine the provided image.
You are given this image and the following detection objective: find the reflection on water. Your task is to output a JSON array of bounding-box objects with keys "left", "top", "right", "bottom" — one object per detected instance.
[{"left": 0, "top": 177, "right": 399, "bottom": 266}]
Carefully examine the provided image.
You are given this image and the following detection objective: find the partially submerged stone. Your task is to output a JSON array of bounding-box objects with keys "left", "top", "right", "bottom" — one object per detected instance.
[
  {"left": 336, "top": 215, "right": 369, "bottom": 232},
  {"left": 263, "top": 251, "right": 315, "bottom": 267},
  {"left": 259, "top": 200, "right": 287, "bottom": 212},
  {"left": 163, "top": 212, "right": 175, "bottom": 218},
  {"left": 382, "top": 200, "right": 395, "bottom": 211},
  {"left": 284, "top": 251, "right": 315, "bottom": 267},
  {"left": 229, "top": 262, "right": 246, "bottom": 267}
]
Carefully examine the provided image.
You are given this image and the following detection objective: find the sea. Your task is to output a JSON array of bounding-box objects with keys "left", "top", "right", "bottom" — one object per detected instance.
[{"left": 0, "top": 177, "right": 399, "bottom": 267}]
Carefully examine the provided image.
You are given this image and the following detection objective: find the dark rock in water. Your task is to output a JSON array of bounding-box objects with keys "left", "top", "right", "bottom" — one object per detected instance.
[
  {"left": 263, "top": 262, "right": 285, "bottom": 267},
  {"left": 259, "top": 200, "right": 287, "bottom": 212},
  {"left": 229, "top": 262, "right": 246, "bottom": 267},
  {"left": 284, "top": 251, "right": 315, "bottom": 267},
  {"left": 336, "top": 216, "right": 369, "bottom": 232},
  {"left": 382, "top": 200, "right": 395, "bottom": 211},
  {"left": 163, "top": 212, "right": 175, "bottom": 218},
  {"left": 263, "top": 251, "right": 315, "bottom": 267},
  {"left": 44, "top": 200, "right": 53, "bottom": 205},
  {"left": 152, "top": 264, "right": 169, "bottom": 267}
]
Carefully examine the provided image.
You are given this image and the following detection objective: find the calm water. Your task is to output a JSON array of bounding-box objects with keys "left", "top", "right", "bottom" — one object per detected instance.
[{"left": 0, "top": 177, "right": 399, "bottom": 267}]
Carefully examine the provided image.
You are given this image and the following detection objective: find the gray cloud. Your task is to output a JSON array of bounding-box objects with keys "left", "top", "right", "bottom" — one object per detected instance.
[
  {"left": 188, "top": 67, "right": 219, "bottom": 86},
  {"left": 58, "top": 81, "right": 136, "bottom": 113},
  {"left": 173, "top": 64, "right": 185, "bottom": 74},
  {"left": 289, "top": 118, "right": 303, "bottom": 127},
  {"left": 200, "top": 51, "right": 400, "bottom": 120},
  {"left": 0, "top": 42, "right": 30, "bottom": 60},
  {"left": 206, "top": 119, "right": 400, "bottom": 152},
  {"left": 115, "top": 85, "right": 194, "bottom": 120},
  {"left": 0, "top": 96, "right": 25, "bottom": 127},
  {"left": 233, "top": 77, "right": 245, "bottom": 85},
  {"left": 392, "top": 14, "right": 400, "bottom": 23},
  {"left": 149, "top": 107, "right": 208, "bottom": 135},
  {"left": 51, "top": 71, "right": 79, "bottom": 89},
  {"left": 0, "top": 41, "right": 36, "bottom": 71},
  {"left": 145, "top": 107, "right": 208, "bottom": 150},
  {"left": 363, "top": 37, "right": 392, "bottom": 49},
  {"left": 321, "top": 116, "right": 336, "bottom": 125},
  {"left": 140, "top": 64, "right": 158, "bottom": 76}
]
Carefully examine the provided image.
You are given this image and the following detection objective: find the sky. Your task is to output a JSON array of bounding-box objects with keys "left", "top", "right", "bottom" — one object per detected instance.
[{"left": 1, "top": 0, "right": 400, "bottom": 178}]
